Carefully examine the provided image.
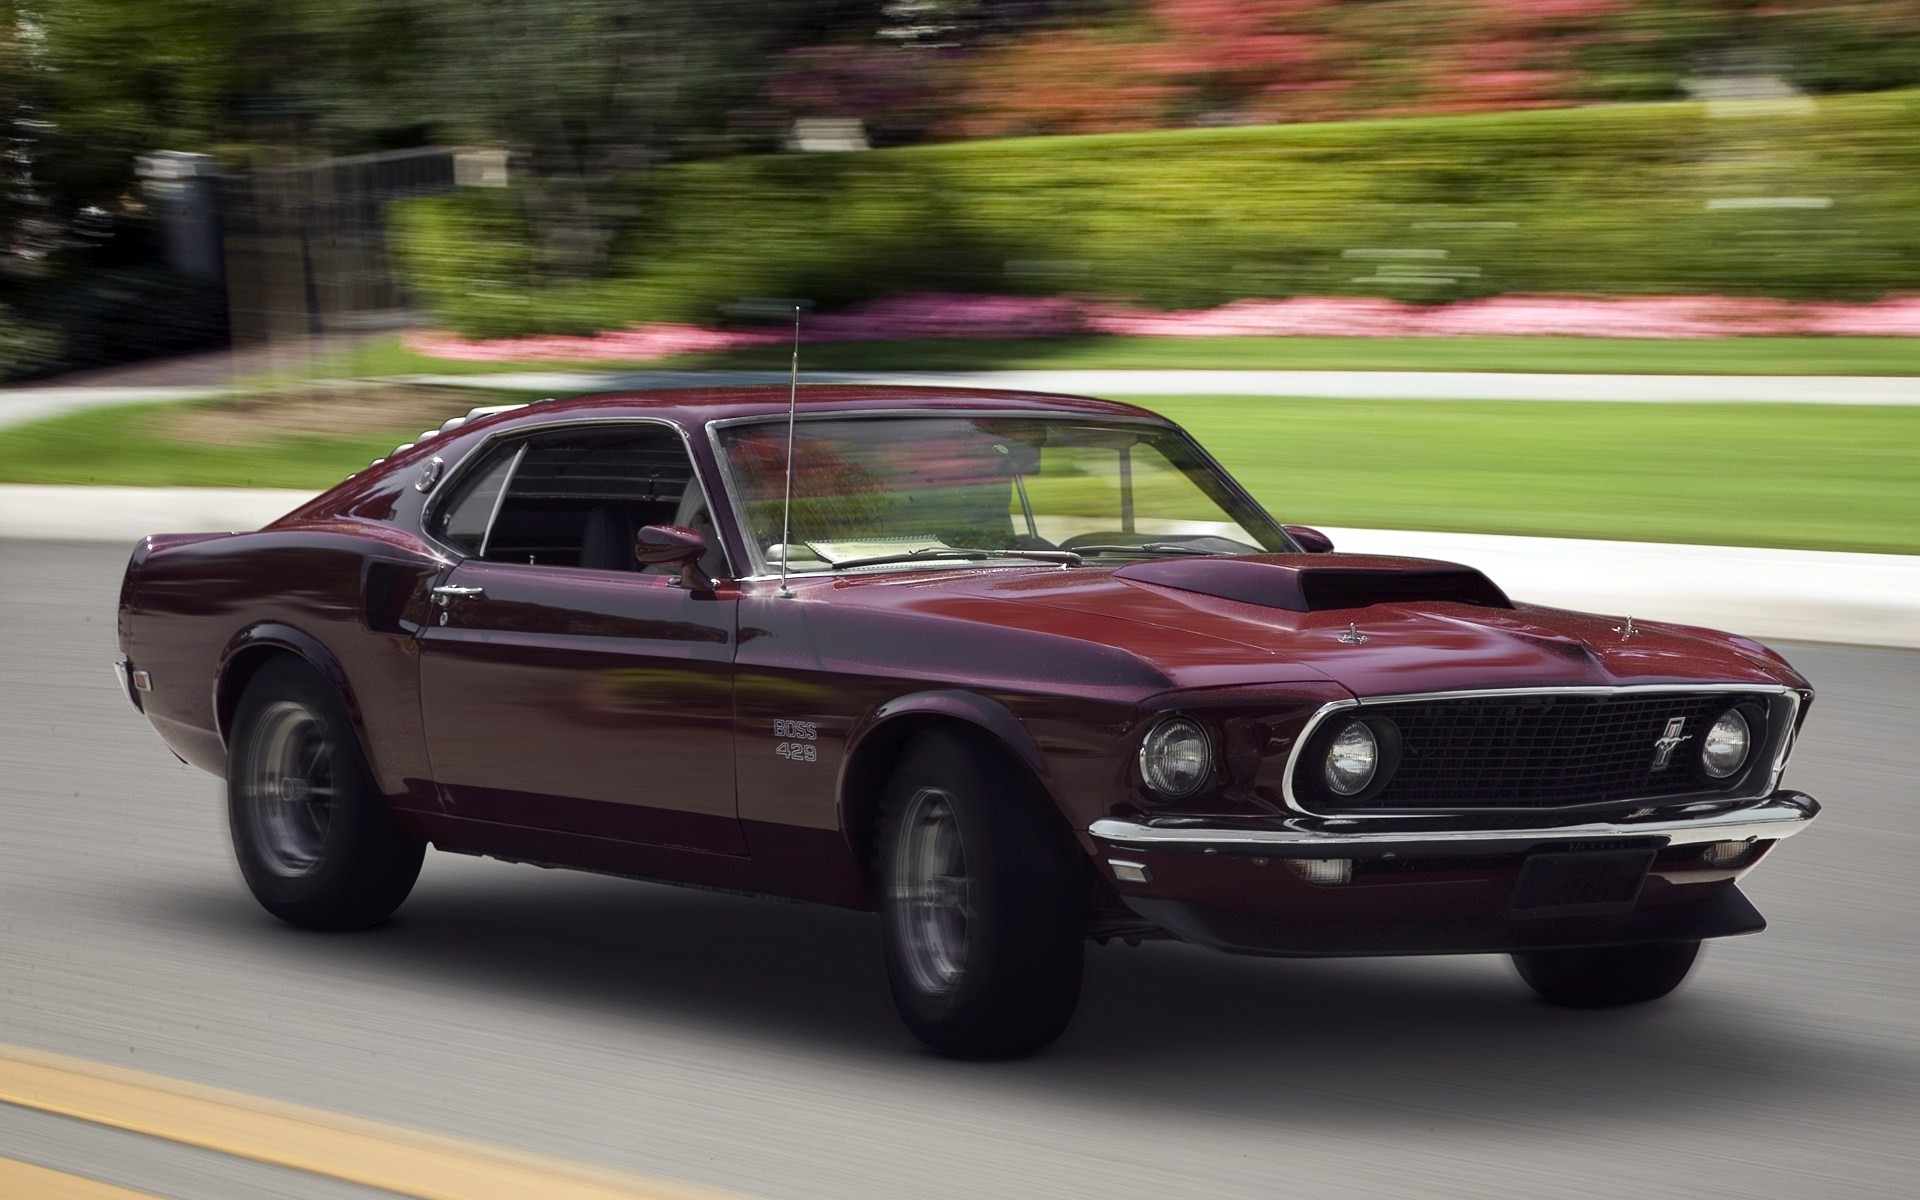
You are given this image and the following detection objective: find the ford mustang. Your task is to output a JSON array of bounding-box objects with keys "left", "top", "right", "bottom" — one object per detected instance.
[{"left": 114, "top": 386, "right": 1820, "bottom": 1058}]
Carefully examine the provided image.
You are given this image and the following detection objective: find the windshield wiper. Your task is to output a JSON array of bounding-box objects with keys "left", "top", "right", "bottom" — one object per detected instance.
[
  {"left": 1068, "top": 542, "right": 1221, "bottom": 557},
  {"left": 825, "top": 546, "right": 1083, "bottom": 570}
]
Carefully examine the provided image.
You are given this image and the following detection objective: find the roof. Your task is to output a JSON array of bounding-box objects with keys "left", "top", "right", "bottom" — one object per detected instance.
[
  {"left": 363, "top": 385, "right": 1172, "bottom": 476},
  {"left": 510, "top": 384, "right": 1163, "bottom": 426}
]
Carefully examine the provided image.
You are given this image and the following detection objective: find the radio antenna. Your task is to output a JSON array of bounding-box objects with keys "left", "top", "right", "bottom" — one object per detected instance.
[{"left": 777, "top": 304, "right": 801, "bottom": 598}]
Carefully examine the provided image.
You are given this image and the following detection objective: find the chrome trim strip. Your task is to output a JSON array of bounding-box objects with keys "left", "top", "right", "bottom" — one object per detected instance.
[
  {"left": 475, "top": 442, "right": 525, "bottom": 560},
  {"left": 1279, "top": 684, "right": 1803, "bottom": 820},
  {"left": 1088, "top": 791, "right": 1819, "bottom": 854}
]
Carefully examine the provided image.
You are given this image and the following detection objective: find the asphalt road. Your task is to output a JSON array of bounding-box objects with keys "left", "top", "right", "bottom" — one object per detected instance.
[{"left": 3, "top": 540, "right": 1916, "bottom": 1200}]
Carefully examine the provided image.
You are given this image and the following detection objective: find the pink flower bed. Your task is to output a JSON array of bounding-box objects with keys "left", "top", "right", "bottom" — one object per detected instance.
[
  {"left": 405, "top": 292, "right": 1920, "bottom": 362},
  {"left": 1086, "top": 297, "right": 1423, "bottom": 338},
  {"left": 808, "top": 292, "right": 1092, "bottom": 341},
  {"left": 404, "top": 323, "right": 782, "bottom": 363}
]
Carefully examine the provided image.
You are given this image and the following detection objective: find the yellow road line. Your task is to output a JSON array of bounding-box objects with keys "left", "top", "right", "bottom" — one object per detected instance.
[
  {"left": 0, "top": 1156, "right": 169, "bottom": 1200},
  {"left": 0, "top": 1043, "right": 747, "bottom": 1200}
]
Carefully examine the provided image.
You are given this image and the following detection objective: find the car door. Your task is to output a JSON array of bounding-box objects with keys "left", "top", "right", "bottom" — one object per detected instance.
[{"left": 415, "top": 421, "right": 744, "bottom": 856}]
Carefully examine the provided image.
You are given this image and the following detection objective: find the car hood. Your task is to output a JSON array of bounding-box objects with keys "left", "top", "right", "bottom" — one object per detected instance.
[{"left": 835, "top": 554, "right": 1796, "bottom": 698}]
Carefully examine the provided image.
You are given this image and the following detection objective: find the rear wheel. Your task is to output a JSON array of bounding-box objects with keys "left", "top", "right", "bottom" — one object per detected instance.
[
  {"left": 227, "top": 657, "right": 424, "bottom": 930},
  {"left": 878, "top": 728, "right": 1084, "bottom": 1059},
  {"left": 1511, "top": 940, "right": 1702, "bottom": 1008}
]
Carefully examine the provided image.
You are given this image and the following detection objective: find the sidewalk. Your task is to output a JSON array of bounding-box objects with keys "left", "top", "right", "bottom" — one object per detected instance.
[
  {"left": 0, "top": 386, "right": 225, "bottom": 430},
  {"left": 5, "top": 484, "right": 1916, "bottom": 649},
  {"left": 0, "top": 335, "right": 382, "bottom": 430}
]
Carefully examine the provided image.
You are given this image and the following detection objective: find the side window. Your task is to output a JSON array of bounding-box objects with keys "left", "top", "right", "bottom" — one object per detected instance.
[
  {"left": 434, "top": 425, "right": 710, "bottom": 571},
  {"left": 434, "top": 443, "right": 521, "bottom": 556}
]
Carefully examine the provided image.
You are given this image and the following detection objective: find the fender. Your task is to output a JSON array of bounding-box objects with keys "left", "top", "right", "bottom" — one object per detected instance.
[
  {"left": 214, "top": 622, "right": 377, "bottom": 772},
  {"left": 837, "top": 689, "right": 1054, "bottom": 849},
  {"left": 855, "top": 689, "right": 1048, "bottom": 776}
]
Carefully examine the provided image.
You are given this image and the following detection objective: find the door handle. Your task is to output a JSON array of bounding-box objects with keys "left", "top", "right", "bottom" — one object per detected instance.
[{"left": 430, "top": 584, "right": 486, "bottom": 606}]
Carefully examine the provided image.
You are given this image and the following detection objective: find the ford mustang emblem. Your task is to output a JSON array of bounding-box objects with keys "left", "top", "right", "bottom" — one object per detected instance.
[{"left": 1651, "top": 717, "right": 1690, "bottom": 770}]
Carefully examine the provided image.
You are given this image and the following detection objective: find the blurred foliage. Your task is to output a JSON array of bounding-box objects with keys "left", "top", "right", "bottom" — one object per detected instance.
[
  {"left": 10, "top": 0, "right": 1920, "bottom": 377},
  {"left": 14, "top": 1, "right": 888, "bottom": 232},
  {"left": 0, "top": 308, "right": 54, "bottom": 377},
  {"left": 2, "top": 3, "right": 45, "bottom": 375},
  {"left": 392, "top": 90, "right": 1920, "bottom": 337},
  {"left": 1, "top": 1, "right": 910, "bottom": 378},
  {"left": 4, "top": 0, "right": 272, "bottom": 377},
  {"left": 937, "top": 1, "right": 1920, "bottom": 137},
  {"left": 21, "top": 265, "right": 228, "bottom": 375}
]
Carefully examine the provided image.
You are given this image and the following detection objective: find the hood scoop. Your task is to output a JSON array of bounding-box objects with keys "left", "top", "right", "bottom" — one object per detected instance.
[{"left": 1114, "top": 553, "right": 1513, "bottom": 613}]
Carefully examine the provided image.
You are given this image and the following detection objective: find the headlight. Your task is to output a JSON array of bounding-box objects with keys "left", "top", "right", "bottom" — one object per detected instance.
[
  {"left": 1701, "top": 708, "right": 1752, "bottom": 779},
  {"left": 1139, "top": 717, "right": 1211, "bottom": 798},
  {"left": 1324, "top": 720, "right": 1379, "bottom": 796}
]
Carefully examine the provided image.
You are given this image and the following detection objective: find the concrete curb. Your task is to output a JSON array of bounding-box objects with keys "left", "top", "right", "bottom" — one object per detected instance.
[
  {"left": 0, "top": 485, "right": 312, "bottom": 545},
  {"left": 4, "top": 484, "right": 1914, "bottom": 649},
  {"left": 1317, "top": 527, "right": 1920, "bottom": 650},
  {"left": 0, "top": 387, "right": 227, "bottom": 431}
]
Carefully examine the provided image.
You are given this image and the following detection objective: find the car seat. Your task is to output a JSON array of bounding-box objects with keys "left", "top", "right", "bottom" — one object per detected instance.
[{"left": 578, "top": 504, "right": 638, "bottom": 571}]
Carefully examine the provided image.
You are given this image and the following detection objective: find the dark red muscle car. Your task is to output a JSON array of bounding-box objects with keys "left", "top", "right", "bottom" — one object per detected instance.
[{"left": 115, "top": 386, "right": 1821, "bottom": 1058}]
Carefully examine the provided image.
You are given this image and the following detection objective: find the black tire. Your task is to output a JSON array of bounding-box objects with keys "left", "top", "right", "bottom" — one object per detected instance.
[
  {"left": 1511, "top": 940, "right": 1702, "bottom": 1008},
  {"left": 877, "top": 727, "right": 1085, "bottom": 1060},
  {"left": 226, "top": 656, "right": 424, "bottom": 931}
]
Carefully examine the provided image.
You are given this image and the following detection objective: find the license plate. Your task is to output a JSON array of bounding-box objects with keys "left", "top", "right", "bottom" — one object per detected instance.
[{"left": 1508, "top": 850, "right": 1655, "bottom": 919}]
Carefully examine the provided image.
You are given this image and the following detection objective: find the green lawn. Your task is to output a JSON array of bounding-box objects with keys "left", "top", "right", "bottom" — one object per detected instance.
[
  {"left": 336, "top": 334, "right": 1920, "bottom": 379},
  {"left": 0, "top": 391, "right": 558, "bottom": 489},
  {"left": 0, "top": 403, "right": 408, "bottom": 489},
  {"left": 1149, "top": 397, "right": 1920, "bottom": 555},
  {"left": 4, "top": 394, "right": 1915, "bottom": 555}
]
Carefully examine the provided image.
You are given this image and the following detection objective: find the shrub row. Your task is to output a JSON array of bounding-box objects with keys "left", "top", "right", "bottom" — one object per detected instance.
[
  {"left": 391, "top": 90, "right": 1920, "bottom": 339},
  {"left": 1, "top": 266, "right": 228, "bottom": 384}
]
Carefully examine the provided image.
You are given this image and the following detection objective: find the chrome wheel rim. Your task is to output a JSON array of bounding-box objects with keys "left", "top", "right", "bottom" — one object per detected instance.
[
  {"left": 892, "top": 786, "right": 971, "bottom": 996},
  {"left": 241, "top": 701, "right": 336, "bottom": 876}
]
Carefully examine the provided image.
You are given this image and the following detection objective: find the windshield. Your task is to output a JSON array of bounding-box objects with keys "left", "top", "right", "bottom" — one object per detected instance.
[{"left": 715, "top": 414, "right": 1288, "bottom": 574}]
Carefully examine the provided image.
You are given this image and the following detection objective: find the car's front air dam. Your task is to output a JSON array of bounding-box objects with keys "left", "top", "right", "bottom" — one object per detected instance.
[
  {"left": 1086, "top": 790, "right": 1817, "bottom": 957},
  {"left": 1118, "top": 886, "right": 1766, "bottom": 958}
]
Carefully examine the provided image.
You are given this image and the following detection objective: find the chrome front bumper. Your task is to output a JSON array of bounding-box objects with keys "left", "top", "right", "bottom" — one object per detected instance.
[{"left": 1089, "top": 790, "right": 1820, "bottom": 858}]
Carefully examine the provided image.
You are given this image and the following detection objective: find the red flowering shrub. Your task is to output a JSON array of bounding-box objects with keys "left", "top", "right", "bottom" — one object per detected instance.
[
  {"left": 948, "top": 30, "right": 1186, "bottom": 139},
  {"left": 763, "top": 42, "right": 957, "bottom": 146},
  {"left": 927, "top": 0, "right": 1919, "bottom": 136}
]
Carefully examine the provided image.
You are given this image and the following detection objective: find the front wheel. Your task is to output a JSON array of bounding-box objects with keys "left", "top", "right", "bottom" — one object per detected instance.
[
  {"left": 878, "top": 728, "right": 1084, "bottom": 1059},
  {"left": 227, "top": 656, "right": 424, "bottom": 931},
  {"left": 1511, "top": 940, "right": 1702, "bottom": 1008}
]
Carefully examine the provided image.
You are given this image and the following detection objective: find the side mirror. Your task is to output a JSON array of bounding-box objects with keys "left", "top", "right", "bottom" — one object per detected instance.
[
  {"left": 636, "top": 524, "right": 714, "bottom": 590},
  {"left": 1282, "top": 525, "right": 1335, "bottom": 554}
]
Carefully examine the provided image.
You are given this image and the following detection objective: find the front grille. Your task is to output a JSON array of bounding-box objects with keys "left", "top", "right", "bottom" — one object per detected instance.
[{"left": 1308, "top": 691, "right": 1770, "bottom": 812}]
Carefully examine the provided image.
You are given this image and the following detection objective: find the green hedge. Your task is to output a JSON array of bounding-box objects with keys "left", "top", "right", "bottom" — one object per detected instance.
[
  {"left": 1, "top": 266, "right": 228, "bottom": 383},
  {"left": 391, "top": 91, "right": 1920, "bottom": 339}
]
